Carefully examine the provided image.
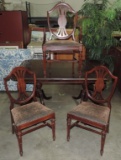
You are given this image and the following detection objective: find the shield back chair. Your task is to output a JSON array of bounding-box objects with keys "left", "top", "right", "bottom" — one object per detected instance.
[
  {"left": 4, "top": 66, "right": 55, "bottom": 156},
  {"left": 42, "top": 1, "right": 83, "bottom": 78},
  {"left": 67, "top": 65, "right": 118, "bottom": 155}
]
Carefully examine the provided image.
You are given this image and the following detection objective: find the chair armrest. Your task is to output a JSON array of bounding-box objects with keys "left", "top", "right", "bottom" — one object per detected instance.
[{"left": 28, "top": 26, "right": 46, "bottom": 47}]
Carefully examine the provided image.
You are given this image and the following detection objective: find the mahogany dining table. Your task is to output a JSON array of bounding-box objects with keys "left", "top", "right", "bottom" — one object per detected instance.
[{"left": 20, "top": 59, "right": 99, "bottom": 103}]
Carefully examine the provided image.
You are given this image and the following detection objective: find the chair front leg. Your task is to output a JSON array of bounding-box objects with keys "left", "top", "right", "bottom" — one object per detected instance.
[
  {"left": 100, "top": 130, "right": 106, "bottom": 156},
  {"left": 17, "top": 130, "right": 23, "bottom": 156}
]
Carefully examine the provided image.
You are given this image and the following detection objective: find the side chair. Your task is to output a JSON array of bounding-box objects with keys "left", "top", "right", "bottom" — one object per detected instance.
[
  {"left": 67, "top": 65, "right": 118, "bottom": 155},
  {"left": 4, "top": 66, "right": 55, "bottom": 156},
  {"left": 42, "top": 1, "right": 83, "bottom": 78}
]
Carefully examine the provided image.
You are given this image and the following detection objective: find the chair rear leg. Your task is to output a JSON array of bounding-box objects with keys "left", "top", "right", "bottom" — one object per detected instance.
[
  {"left": 78, "top": 53, "right": 82, "bottom": 77},
  {"left": 11, "top": 115, "right": 14, "bottom": 134},
  {"left": 43, "top": 51, "right": 47, "bottom": 78},
  {"left": 51, "top": 118, "right": 56, "bottom": 141},
  {"left": 67, "top": 116, "right": 71, "bottom": 141}
]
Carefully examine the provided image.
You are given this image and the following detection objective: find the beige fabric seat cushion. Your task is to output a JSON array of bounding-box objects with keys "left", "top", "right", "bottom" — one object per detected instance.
[
  {"left": 11, "top": 102, "right": 54, "bottom": 126},
  {"left": 45, "top": 40, "right": 81, "bottom": 47},
  {"left": 68, "top": 101, "right": 110, "bottom": 125}
]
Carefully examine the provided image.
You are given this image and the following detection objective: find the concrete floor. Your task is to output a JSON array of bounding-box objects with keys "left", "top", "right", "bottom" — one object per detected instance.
[{"left": 0, "top": 84, "right": 121, "bottom": 160}]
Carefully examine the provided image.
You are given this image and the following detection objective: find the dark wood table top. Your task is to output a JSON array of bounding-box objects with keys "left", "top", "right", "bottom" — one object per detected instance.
[{"left": 21, "top": 59, "right": 98, "bottom": 84}]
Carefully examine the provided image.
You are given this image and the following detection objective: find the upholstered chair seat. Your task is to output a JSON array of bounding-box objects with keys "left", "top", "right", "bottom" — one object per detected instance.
[
  {"left": 45, "top": 40, "right": 81, "bottom": 48},
  {"left": 68, "top": 101, "right": 110, "bottom": 125},
  {"left": 11, "top": 102, "right": 54, "bottom": 126}
]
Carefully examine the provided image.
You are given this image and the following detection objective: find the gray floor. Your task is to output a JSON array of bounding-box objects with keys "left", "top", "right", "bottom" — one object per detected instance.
[{"left": 0, "top": 84, "right": 121, "bottom": 160}]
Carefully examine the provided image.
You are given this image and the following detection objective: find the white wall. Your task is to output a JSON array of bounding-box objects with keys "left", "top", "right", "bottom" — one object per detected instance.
[
  {"left": 4, "top": 0, "right": 115, "bottom": 16},
  {"left": 22, "top": 0, "right": 84, "bottom": 11},
  {"left": 4, "top": 0, "right": 84, "bottom": 14}
]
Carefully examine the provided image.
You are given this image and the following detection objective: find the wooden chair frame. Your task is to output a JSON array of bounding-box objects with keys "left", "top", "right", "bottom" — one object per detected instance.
[
  {"left": 67, "top": 65, "right": 118, "bottom": 155},
  {"left": 4, "top": 66, "right": 55, "bottom": 156},
  {"left": 42, "top": 2, "right": 83, "bottom": 78}
]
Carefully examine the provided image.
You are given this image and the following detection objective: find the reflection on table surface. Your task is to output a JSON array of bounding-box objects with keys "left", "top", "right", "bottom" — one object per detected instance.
[{"left": 21, "top": 59, "right": 98, "bottom": 84}]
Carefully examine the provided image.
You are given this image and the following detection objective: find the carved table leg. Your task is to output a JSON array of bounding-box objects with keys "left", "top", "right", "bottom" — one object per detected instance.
[
  {"left": 72, "top": 89, "right": 83, "bottom": 99},
  {"left": 35, "top": 82, "right": 52, "bottom": 105},
  {"left": 72, "top": 84, "right": 89, "bottom": 101},
  {"left": 72, "top": 83, "right": 94, "bottom": 101},
  {"left": 41, "top": 89, "right": 52, "bottom": 100}
]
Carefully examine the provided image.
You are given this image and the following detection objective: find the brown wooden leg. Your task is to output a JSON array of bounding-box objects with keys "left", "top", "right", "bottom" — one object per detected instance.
[
  {"left": 35, "top": 83, "right": 44, "bottom": 104},
  {"left": 73, "top": 83, "right": 93, "bottom": 101},
  {"left": 67, "top": 116, "right": 71, "bottom": 141},
  {"left": 72, "top": 89, "right": 83, "bottom": 100},
  {"left": 72, "top": 83, "right": 87, "bottom": 101},
  {"left": 78, "top": 51, "right": 82, "bottom": 77},
  {"left": 11, "top": 114, "right": 14, "bottom": 134},
  {"left": 51, "top": 118, "right": 56, "bottom": 141},
  {"left": 72, "top": 53, "right": 76, "bottom": 77},
  {"left": 100, "top": 131, "right": 106, "bottom": 156},
  {"left": 43, "top": 51, "right": 46, "bottom": 78},
  {"left": 35, "top": 83, "right": 52, "bottom": 104},
  {"left": 41, "top": 89, "right": 52, "bottom": 100},
  {"left": 17, "top": 130, "right": 23, "bottom": 156}
]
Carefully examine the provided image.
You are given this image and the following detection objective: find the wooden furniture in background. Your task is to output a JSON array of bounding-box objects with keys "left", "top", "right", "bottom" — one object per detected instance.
[
  {"left": 109, "top": 47, "right": 121, "bottom": 92},
  {"left": 67, "top": 65, "right": 118, "bottom": 155},
  {"left": 4, "top": 66, "right": 55, "bottom": 156},
  {"left": 0, "top": 11, "right": 30, "bottom": 48},
  {"left": 0, "top": 41, "right": 23, "bottom": 48}
]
